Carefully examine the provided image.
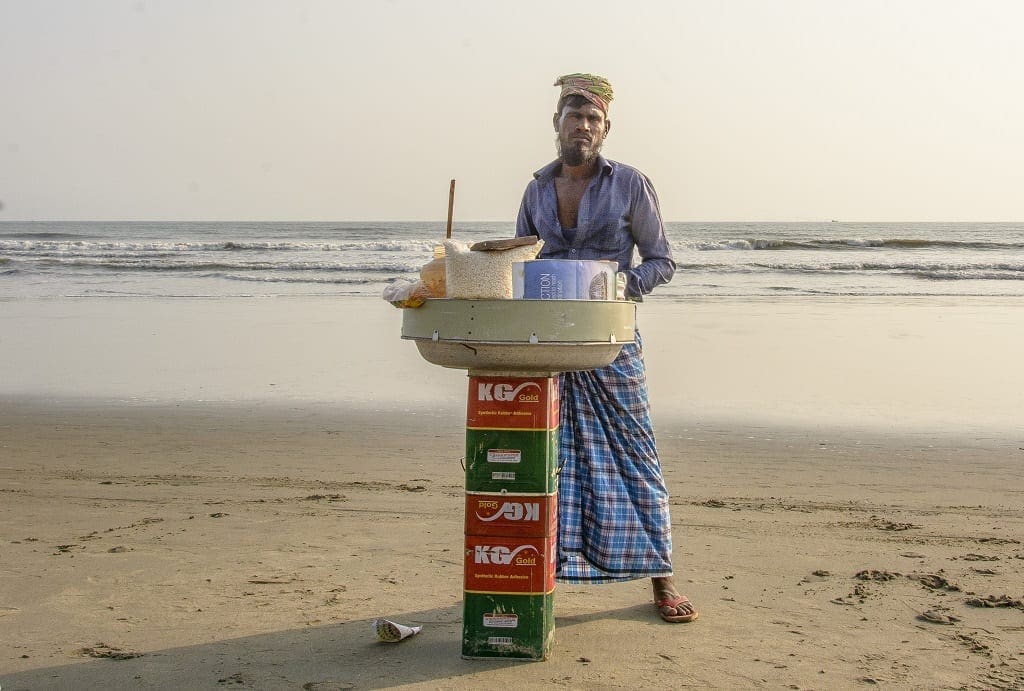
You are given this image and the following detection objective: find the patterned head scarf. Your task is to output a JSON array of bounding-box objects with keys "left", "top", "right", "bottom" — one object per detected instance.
[{"left": 554, "top": 73, "right": 614, "bottom": 114}]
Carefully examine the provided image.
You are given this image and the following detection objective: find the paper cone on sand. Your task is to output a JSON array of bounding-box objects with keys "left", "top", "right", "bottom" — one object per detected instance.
[{"left": 372, "top": 618, "right": 422, "bottom": 643}]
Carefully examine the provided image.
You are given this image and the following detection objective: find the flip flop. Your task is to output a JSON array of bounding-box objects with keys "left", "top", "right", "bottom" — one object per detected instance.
[{"left": 656, "top": 595, "right": 699, "bottom": 623}]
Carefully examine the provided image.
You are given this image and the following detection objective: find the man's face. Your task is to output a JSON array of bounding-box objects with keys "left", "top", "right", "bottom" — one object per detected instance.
[{"left": 554, "top": 102, "right": 610, "bottom": 167}]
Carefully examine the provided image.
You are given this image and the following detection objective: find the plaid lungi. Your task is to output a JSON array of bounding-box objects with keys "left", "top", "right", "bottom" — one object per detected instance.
[{"left": 556, "top": 333, "right": 674, "bottom": 583}]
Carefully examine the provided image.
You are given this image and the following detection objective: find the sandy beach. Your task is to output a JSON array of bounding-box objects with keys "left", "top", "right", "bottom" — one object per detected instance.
[{"left": 2, "top": 296, "right": 1023, "bottom": 689}]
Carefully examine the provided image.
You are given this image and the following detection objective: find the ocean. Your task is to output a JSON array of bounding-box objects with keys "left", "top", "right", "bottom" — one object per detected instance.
[{"left": 2, "top": 221, "right": 1024, "bottom": 301}]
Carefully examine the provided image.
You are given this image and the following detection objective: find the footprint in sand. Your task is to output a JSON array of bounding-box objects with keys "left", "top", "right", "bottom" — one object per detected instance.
[
  {"left": 965, "top": 595, "right": 1024, "bottom": 610},
  {"left": 917, "top": 610, "right": 960, "bottom": 625},
  {"left": 908, "top": 573, "right": 960, "bottom": 591},
  {"left": 855, "top": 569, "right": 900, "bottom": 581}
]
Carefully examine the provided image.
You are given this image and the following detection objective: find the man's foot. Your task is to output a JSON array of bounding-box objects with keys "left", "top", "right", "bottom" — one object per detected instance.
[{"left": 652, "top": 576, "right": 698, "bottom": 623}]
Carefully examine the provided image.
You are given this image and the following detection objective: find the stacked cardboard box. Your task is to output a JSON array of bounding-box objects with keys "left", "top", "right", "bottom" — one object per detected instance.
[{"left": 462, "top": 374, "right": 559, "bottom": 660}]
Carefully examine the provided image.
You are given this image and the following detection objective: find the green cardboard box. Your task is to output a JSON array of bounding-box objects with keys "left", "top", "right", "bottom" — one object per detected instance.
[
  {"left": 465, "top": 427, "right": 559, "bottom": 494},
  {"left": 462, "top": 591, "right": 555, "bottom": 660}
]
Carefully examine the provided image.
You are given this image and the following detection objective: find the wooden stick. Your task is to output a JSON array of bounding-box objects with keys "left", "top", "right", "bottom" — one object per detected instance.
[{"left": 446, "top": 179, "right": 456, "bottom": 239}]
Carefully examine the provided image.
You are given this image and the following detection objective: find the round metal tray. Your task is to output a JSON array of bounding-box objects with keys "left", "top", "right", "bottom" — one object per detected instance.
[{"left": 401, "top": 298, "right": 636, "bottom": 373}]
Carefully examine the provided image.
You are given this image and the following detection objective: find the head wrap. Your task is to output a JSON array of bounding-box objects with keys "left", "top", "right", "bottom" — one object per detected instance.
[{"left": 554, "top": 73, "right": 614, "bottom": 114}]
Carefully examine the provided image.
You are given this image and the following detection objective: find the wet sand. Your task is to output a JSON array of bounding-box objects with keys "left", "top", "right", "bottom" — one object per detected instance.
[
  {"left": 1, "top": 295, "right": 1023, "bottom": 688},
  {"left": 1, "top": 295, "right": 1022, "bottom": 432}
]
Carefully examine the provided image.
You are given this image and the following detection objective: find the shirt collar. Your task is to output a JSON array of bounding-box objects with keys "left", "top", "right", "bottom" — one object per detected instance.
[{"left": 534, "top": 154, "right": 613, "bottom": 182}]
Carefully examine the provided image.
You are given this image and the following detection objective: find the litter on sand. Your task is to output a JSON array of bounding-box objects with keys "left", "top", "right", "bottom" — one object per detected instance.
[{"left": 372, "top": 618, "right": 422, "bottom": 643}]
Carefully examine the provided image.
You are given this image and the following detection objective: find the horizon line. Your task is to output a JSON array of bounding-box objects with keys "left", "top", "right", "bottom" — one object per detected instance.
[{"left": 2, "top": 218, "right": 1022, "bottom": 224}]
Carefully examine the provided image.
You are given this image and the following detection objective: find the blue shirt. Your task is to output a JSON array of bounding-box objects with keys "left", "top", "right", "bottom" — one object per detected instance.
[{"left": 515, "top": 155, "right": 676, "bottom": 300}]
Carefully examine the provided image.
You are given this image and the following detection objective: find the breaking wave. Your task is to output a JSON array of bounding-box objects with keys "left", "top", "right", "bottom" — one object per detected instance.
[{"left": 692, "top": 238, "right": 1024, "bottom": 251}]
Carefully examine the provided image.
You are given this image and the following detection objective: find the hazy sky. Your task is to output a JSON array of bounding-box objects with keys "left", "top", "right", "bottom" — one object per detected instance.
[{"left": 2, "top": 0, "right": 1022, "bottom": 222}]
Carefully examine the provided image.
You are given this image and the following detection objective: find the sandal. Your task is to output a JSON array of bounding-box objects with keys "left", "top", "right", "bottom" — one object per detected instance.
[{"left": 656, "top": 595, "right": 699, "bottom": 623}]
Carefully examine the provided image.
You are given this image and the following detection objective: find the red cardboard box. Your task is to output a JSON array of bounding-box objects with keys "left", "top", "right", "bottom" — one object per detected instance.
[
  {"left": 467, "top": 376, "right": 559, "bottom": 431},
  {"left": 464, "top": 534, "right": 556, "bottom": 595},
  {"left": 465, "top": 492, "right": 557, "bottom": 537}
]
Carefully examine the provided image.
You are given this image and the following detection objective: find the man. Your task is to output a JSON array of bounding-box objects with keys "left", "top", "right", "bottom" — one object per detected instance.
[{"left": 515, "top": 73, "right": 696, "bottom": 623}]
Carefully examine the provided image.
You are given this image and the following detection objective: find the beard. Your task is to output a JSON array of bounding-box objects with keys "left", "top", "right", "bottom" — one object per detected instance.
[{"left": 556, "top": 135, "right": 603, "bottom": 167}]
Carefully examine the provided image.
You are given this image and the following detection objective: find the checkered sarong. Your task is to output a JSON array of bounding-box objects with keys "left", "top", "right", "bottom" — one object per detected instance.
[{"left": 556, "top": 334, "right": 674, "bottom": 583}]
